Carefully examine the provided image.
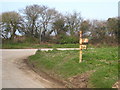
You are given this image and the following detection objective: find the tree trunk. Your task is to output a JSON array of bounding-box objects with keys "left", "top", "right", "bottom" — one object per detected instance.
[
  {"left": 10, "top": 28, "right": 16, "bottom": 40},
  {"left": 39, "top": 29, "right": 41, "bottom": 44}
]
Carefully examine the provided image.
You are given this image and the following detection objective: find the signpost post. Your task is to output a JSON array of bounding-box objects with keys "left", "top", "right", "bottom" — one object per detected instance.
[
  {"left": 79, "top": 31, "right": 82, "bottom": 63},
  {"left": 79, "top": 31, "right": 88, "bottom": 63}
]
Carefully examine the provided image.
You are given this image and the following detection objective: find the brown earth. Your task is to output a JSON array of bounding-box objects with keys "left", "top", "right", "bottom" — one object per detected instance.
[
  {"left": 26, "top": 58, "right": 95, "bottom": 88},
  {"left": 25, "top": 58, "right": 66, "bottom": 88},
  {"left": 112, "top": 80, "right": 120, "bottom": 89},
  {"left": 67, "top": 70, "right": 95, "bottom": 88}
]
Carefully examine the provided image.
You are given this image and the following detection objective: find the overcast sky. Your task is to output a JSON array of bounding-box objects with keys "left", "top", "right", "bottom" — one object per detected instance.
[{"left": 0, "top": 0, "right": 119, "bottom": 20}]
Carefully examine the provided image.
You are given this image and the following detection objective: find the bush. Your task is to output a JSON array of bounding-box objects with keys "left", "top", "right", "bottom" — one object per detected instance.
[
  {"left": 58, "top": 35, "right": 79, "bottom": 44},
  {"left": 24, "top": 36, "right": 39, "bottom": 44}
]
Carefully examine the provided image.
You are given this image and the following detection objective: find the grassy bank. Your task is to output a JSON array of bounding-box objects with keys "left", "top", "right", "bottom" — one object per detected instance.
[{"left": 28, "top": 47, "right": 118, "bottom": 88}]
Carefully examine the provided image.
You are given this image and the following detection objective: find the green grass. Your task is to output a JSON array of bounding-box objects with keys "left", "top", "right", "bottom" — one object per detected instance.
[
  {"left": 2, "top": 42, "right": 80, "bottom": 49},
  {"left": 2, "top": 41, "right": 116, "bottom": 49},
  {"left": 28, "top": 47, "right": 118, "bottom": 88}
]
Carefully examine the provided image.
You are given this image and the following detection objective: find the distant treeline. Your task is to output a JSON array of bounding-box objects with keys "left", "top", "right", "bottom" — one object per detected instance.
[{"left": 0, "top": 4, "right": 119, "bottom": 45}]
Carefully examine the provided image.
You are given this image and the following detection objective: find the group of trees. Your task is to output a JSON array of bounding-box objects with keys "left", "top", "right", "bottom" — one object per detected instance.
[
  {"left": 0, "top": 4, "right": 119, "bottom": 45},
  {"left": 81, "top": 18, "right": 119, "bottom": 45}
]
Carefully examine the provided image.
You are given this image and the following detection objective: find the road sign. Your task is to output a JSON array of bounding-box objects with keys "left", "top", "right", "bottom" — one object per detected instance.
[
  {"left": 80, "top": 45, "right": 87, "bottom": 50},
  {"left": 82, "top": 38, "right": 88, "bottom": 44},
  {"left": 79, "top": 38, "right": 88, "bottom": 44}
]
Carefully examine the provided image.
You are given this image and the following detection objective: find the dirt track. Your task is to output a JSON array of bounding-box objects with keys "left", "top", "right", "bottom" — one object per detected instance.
[{"left": 2, "top": 49, "right": 63, "bottom": 88}]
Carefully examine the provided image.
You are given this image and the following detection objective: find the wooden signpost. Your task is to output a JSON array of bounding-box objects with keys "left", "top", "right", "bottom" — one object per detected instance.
[{"left": 79, "top": 31, "right": 88, "bottom": 63}]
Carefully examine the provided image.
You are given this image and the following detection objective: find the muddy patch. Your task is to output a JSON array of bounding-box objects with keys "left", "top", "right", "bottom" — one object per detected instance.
[
  {"left": 67, "top": 70, "right": 95, "bottom": 88},
  {"left": 112, "top": 80, "right": 120, "bottom": 88}
]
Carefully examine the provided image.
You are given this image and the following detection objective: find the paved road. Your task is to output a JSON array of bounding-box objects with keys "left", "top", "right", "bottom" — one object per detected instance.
[
  {"left": 39, "top": 48, "right": 80, "bottom": 51},
  {"left": 39, "top": 48, "right": 94, "bottom": 51},
  {"left": 2, "top": 49, "right": 62, "bottom": 88}
]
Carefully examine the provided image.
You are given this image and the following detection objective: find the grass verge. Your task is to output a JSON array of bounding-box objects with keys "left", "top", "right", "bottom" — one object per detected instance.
[
  {"left": 2, "top": 41, "right": 115, "bottom": 49},
  {"left": 2, "top": 42, "right": 80, "bottom": 49},
  {"left": 28, "top": 47, "right": 118, "bottom": 88}
]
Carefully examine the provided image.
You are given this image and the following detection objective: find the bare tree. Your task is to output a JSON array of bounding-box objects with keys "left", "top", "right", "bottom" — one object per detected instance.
[
  {"left": 22, "top": 4, "right": 42, "bottom": 37},
  {"left": 65, "top": 12, "right": 83, "bottom": 36},
  {"left": 22, "top": 5, "right": 59, "bottom": 42},
  {"left": 88, "top": 20, "right": 108, "bottom": 44},
  {"left": 0, "top": 11, "right": 23, "bottom": 40},
  {"left": 40, "top": 7, "right": 59, "bottom": 41},
  {"left": 52, "top": 18, "right": 66, "bottom": 36},
  {"left": 107, "top": 18, "right": 118, "bottom": 39}
]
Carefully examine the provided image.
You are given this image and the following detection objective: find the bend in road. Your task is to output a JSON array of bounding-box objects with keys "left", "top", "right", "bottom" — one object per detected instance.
[{"left": 2, "top": 49, "right": 63, "bottom": 88}]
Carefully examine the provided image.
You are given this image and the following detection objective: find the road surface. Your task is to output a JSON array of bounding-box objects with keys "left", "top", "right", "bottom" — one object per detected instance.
[{"left": 2, "top": 49, "right": 63, "bottom": 88}]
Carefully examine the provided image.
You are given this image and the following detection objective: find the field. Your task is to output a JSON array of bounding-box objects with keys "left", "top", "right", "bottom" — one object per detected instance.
[{"left": 28, "top": 47, "right": 118, "bottom": 88}]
